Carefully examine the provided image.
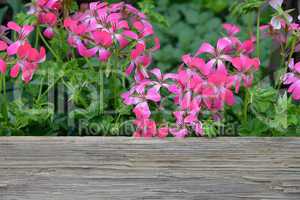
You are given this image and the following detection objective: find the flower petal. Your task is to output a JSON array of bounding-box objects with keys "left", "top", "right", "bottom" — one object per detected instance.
[
  {"left": 98, "top": 49, "right": 111, "bottom": 62},
  {"left": 196, "top": 42, "right": 215, "bottom": 55},
  {"left": 217, "top": 37, "right": 231, "bottom": 52},
  {"left": 10, "top": 63, "right": 20, "bottom": 78},
  {"left": 150, "top": 68, "right": 162, "bottom": 80},
  {"left": 225, "top": 89, "right": 235, "bottom": 106},
  {"left": 92, "top": 30, "right": 113, "bottom": 47},
  {"left": 7, "top": 21, "right": 21, "bottom": 32},
  {"left": 158, "top": 127, "right": 169, "bottom": 138},
  {"left": 43, "top": 27, "right": 55, "bottom": 39},
  {"left": 223, "top": 23, "right": 240, "bottom": 36},
  {"left": 170, "top": 128, "right": 188, "bottom": 138},
  {"left": 7, "top": 41, "right": 21, "bottom": 55},
  {"left": 123, "top": 30, "right": 139, "bottom": 40},
  {"left": 77, "top": 43, "right": 97, "bottom": 58},
  {"left": 146, "top": 85, "right": 161, "bottom": 102},
  {"left": 125, "top": 63, "right": 135, "bottom": 76},
  {"left": 0, "top": 59, "right": 6, "bottom": 74},
  {"left": 0, "top": 41, "right": 8, "bottom": 51},
  {"left": 116, "top": 34, "right": 129, "bottom": 49},
  {"left": 133, "top": 102, "right": 151, "bottom": 119}
]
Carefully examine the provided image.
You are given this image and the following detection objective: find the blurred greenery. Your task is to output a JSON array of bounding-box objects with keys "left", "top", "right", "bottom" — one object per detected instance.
[{"left": 151, "top": 0, "right": 266, "bottom": 69}]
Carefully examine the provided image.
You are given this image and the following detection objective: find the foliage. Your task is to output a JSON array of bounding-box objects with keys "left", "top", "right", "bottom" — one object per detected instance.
[{"left": 0, "top": 0, "right": 299, "bottom": 137}]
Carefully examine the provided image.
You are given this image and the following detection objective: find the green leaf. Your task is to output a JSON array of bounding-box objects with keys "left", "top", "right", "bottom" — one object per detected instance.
[
  {"left": 138, "top": 0, "right": 169, "bottom": 27},
  {"left": 0, "top": 6, "right": 8, "bottom": 24},
  {"left": 7, "top": 0, "right": 23, "bottom": 16},
  {"left": 231, "top": 0, "right": 265, "bottom": 16}
]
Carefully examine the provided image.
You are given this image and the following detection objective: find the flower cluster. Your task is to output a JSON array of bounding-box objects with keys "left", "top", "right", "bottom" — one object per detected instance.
[
  {"left": 28, "top": 0, "right": 62, "bottom": 39},
  {"left": 121, "top": 69, "right": 176, "bottom": 138},
  {"left": 64, "top": 1, "right": 159, "bottom": 80},
  {"left": 0, "top": 22, "right": 46, "bottom": 83},
  {"left": 260, "top": 0, "right": 295, "bottom": 43},
  {"left": 262, "top": 0, "right": 300, "bottom": 100},
  {"left": 122, "top": 24, "right": 260, "bottom": 138}
]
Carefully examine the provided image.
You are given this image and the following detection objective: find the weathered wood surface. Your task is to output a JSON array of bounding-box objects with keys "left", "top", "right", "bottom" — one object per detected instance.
[{"left": 0, "top": 137, "right": 300, "bottom": 200}]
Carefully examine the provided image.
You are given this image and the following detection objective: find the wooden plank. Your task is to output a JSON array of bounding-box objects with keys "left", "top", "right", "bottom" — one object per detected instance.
[{"left": 0, "top": 137, "right": 300, "bottom": 200}]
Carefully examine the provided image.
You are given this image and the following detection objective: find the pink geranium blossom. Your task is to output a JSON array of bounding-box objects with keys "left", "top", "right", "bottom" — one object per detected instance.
[
  {"left": 283, "top": 59, "right": 300, "bottom": 100},
  {"left": 122, "top": 23, "right": 260, "bottom": 138},
  {"left": 6, "top": 22, "right": 34, "bottom": 55},
  {"left": 0, "top": 59, "right": 6, "bottom": 74},
  {"left": 263, "top": 1, "right": 300, "bottom": 99},
  {"left": 0, "top": 22, "right": 46, "bottom": 83},
  {"left": 29, "top": 0, "right": 62, "bottom": 39},
  {"left": 10, "top": 42, "right": 46, "bottom": 83},
  {"left": 223, "top": 23, "right": 240, "bottom": 36},
  {"left": 229, "top": 55, "right": 260, "bottom": 93},
  {"left": 196, "top": 37, "right": 232, "bottom": 74},
  {"left": 0, "top": 40, "right": 7, "bottom": 74},
  {"left": 64, "top": 2, "right": 160, "bottom": 79}
]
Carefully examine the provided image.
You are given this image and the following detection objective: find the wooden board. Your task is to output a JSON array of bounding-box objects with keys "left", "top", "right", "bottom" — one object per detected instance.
[{"left": 0, "top": 137, "right": 300, "bottom": 200}]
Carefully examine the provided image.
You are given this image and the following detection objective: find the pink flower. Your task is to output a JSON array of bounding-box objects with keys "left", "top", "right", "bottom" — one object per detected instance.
[
  {"left": 283, "top": 59, "right": 300, "bottom": 100},
  {"left": 43, "top": 27, "right": 55, "bottom": 39},
  {"left": 0, "top": 59, "right": 6, "bottom": 74},
  {"left": 157, "top": 127, "right": 169, "bottom": 138},
  {"left": 122, "top": 20, "right": 259, "bottom": 137},
  {"left": 223, "top": 23, "right": 240, "bottom": 36},
  {"left": 170, "top": 128, "right": 188, "bottom": 138},
  {"left": 64, "top": 2, "right": 159, "bottom": 78},
  {"left": 260, "top": 24, "right": 286, "bottom": 43},
  {"left": 229, "top": 55, "right": 260, "bottom": 93},
  {"left": 270, "top": 16, "right": 291, "bottom": 30},
  {"left": 10, "top": 42, "right": 46, "bottom": 83},
  {"left": 172, "top": 109, "right": 203, "bottom": 137},
  {"left": 133, "top": 102, "right": 151, "bottom": 120},
  {"left": 6, "top": 22, "right": 34, "bottom": 55},
  {"left": 77, "top": 42, "right": 111, "bottom": 62},
  {"left": 196, "top": 37, "right": 232, "bottom": 74},
  {"left": 238, "top": 38, "right": 256, "bottom": 55},
  {"left": 39, "top": 12, "right": 57, "bottom": 26},
  {"left": 0, "top": 40, "right": 8, "bottom": 51},
  {"left": 133, "top": 119, "right": 157, "bottom": 138},
  {"left": 126, "top": 38, "right": 160, "bottom": 81},
  {"left": 125, "top": 54, "right": 152, "bottom": 81},
  {"left": 284, "top": 75, "right": 300, "bottom": 100},
  {"left": 92, "top": 30, "right": 113, "bottom": 47},
  {"left": 29, "top": 0, "right": 62, "bottom": 39},
  {"left": 122, "top": 80, "right": 162, "bottom": 107},
  {"left": 36, "top": 0, "right": 61, "bottom": 11},
  {"left": 205, "top": 70, "right": 235, "bottom": 108}
]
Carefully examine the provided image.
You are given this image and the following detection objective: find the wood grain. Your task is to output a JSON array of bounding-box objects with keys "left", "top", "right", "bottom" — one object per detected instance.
[{"left": 0, "top": 137, "right": 300, "bottom": 199}]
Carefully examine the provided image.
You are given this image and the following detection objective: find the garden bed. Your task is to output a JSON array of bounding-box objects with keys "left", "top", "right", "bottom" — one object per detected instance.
[
  {"left": 1, "top": 137, "right": 300, "bottom": 199},
  {"left": 0, "top": 0, "right": 299, "bottom": 137}
]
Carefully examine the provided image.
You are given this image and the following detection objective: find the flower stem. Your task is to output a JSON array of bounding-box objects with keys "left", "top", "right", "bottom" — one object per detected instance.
[
  {"left": 242, "top": 89, "right": 250, "bottom": 125},
  {"left": 286, "top": 37, "right": 297, "bottom": 71},
  {"left": 1, "top": 74, "right": 8, "bottom": 124},
  {"left": 276, "top": 36, "right": 297, "bottom": 89},
  {"left": 39, "top": 75, "right": 62, "bottom": 99},
  {"left": 36, "top": 76, "right": 45, "bottom": 104},
  {"left": 38, "top": 30, "right": 60, "bottom": 61},
  {"left": 112, "top": 68, "right": 118, "bottom": 110},
  {"left": 35, "top": 26, "right": 40, "bottom": 48},
  {"left": 99, "top": 67, "right": 104, "bottom": 114},
  {"left": 111, "top": 52, "right": 119, "bottom": 112},
  {"left": 256, "top": 8, "right": 261, "bottom": 58}
]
